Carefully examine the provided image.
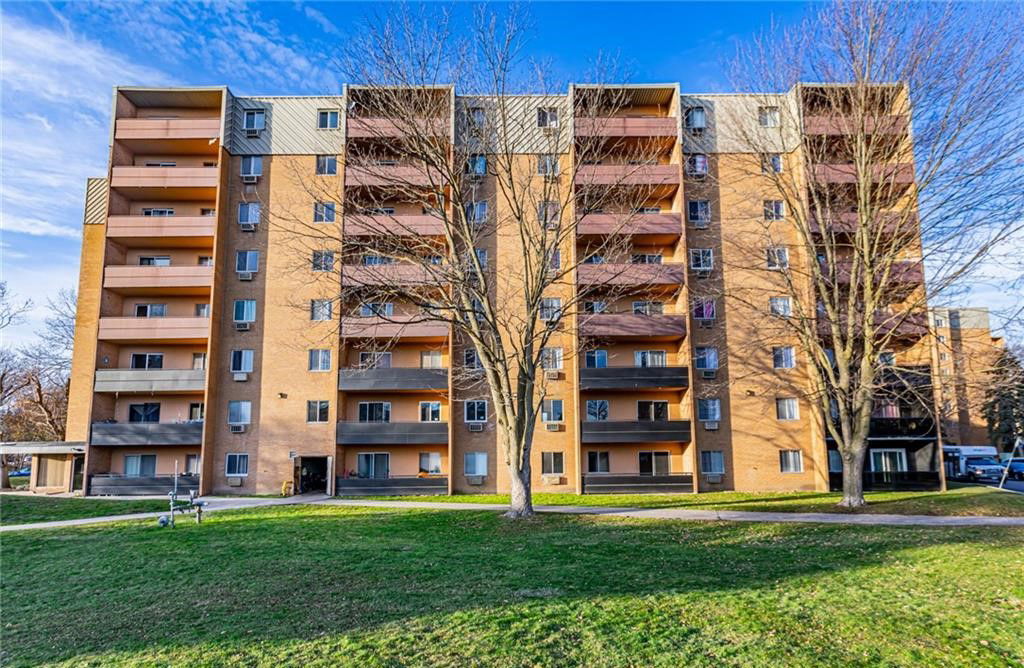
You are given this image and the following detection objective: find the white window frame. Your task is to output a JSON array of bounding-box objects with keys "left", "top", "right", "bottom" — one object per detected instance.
[
  {"left": 634, "top": 350, "right": 667, "bottom": 368},
  {"left": 697, "top": 398, "right": 721, "bottom": 422},
  {"left": 767, "top": 246, "right": 790, "bottom": 270},
  {"left": 240, "top": 155, "right": 263, "bottom": 177},
  {"left": 465, "top": 400, "right": 488, "bottom": 423},
  {"left": 687, "top": 200, "right": 711, "bottom": 223},
  {"left": 419, "top": 401, "right": 442, "bottom": 423},
  {"left": 540, "top": 347, "right": 564, "bottom": 370},
  {"left": 686, "top": 154, "right": 708, "bottom": 177},
  {"left": 358, "top": 401, "right": 392, "bottom": 423},
  {"left": 306, "top": 400, "right": 330, "bottom": 424},
  {"left": 317, "top": 109, "right": 340, "bottom": 129},
  {"left": 225, "top": 453, "right": 249, "bottom": 477},
  {"left": 689, "top": 248, "right": 714, "bottom": 271},
  {"left": 227, "top": 400, "right": 252, "bottom": 425},
  {"left": 233, "top": 299, "right": 256, "bottom": 323},
  {"left": 312, "top": 250, "right": 335, "bottom": 272},
  {"left": 773, "top": 346, "right": 796, "bottom": 370},
  {"left": 308, "top": 349, "right": 331, "bottom": 372},
  {"left": 539, "top": 298, "right": 562, "bottom": 322},
  {"left": 586, "top": 399, "right": 609, "bottom": 422},
  {"left": 758, "top": 106, "right": 780, "bottom": 128},
  {"left": 694, "top": 347, "right": 719, "bottom": 370},
  {"left": 230, "top": 349, "right": 254, "bottom": 373},
  {"left": 587, "top": 450, "right": 610, "bottom": 474},
  {"left": 419, "top": 451, "right": 442, "bottom": 474},
  {"left": 238, "top": 202, "right": 260, "bottom": 224},
  {"left": 316, "top": 155, "right": 338, "bottom": 175},
  {"left": 692, "top": 297, "right": 716, "bottom": 320},
  {"left": 541, "top": 399, "right": 564, "bottom": 423},
  {"left": 359, "top": 302, "right": 394, "bottom": 317},
  {"left": 769, "top": 296, "right": 792, "bottom": 317},
  {"left": 684, "top": 106, "right": 706, "bottom": 130},
  {"left": 764, "top": 200, "right": 785, "bottom": 221},
  {"left": 541, "top": 451, "right": 565, "bottom": 475},
  {"left": 314, "top": 201, "right": 336, "bottom": 223},
  {"left": 310, "top": 299, "right": 333, "bottom": 321},
  {"left": 464, "top": 451, "right": 488, "bottom": 476},
  {"left": 537, "top": 107, "right": 559, "bottom": 128},
  {"left": 236, "top": 250, "right": 259, "bottom": 272},
  {"left": 585, "top": 350, "right": 608, "bottom": 369},
  {"left": 776, "top": 398, "right": 800, "bottom": 421},
  {"left": 537, "top": 154, "right": 559, "bottom": 175},
  {"left": 243, "top": 109, "right": 265, "bottom": 131},
  {"left": 359, "top": 351, "right": 392, "bottom": 369},
  {"left": 779, "top": 450, "right": 804, "bottom": 473},
  {"left": 700, "top": 450, "right": 725, "bottom": 475}
]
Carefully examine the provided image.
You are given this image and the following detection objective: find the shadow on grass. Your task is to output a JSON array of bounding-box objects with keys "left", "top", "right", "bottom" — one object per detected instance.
[{"left": 2, "top": 504, "right": 1020, "bottom": 666}]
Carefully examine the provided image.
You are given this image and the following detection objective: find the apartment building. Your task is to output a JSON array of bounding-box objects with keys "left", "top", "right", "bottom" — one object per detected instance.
[{"left": 17, "top": 82, "right": 971, "bottom": 496}]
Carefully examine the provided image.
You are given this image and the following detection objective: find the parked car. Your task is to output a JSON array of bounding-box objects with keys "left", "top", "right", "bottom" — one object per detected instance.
[
  {"left": 11, "top": 467, "right": 30, "bottom": 477},
  {"left": 1004, "top": 459, "right": 1024, "bottom": 481}
]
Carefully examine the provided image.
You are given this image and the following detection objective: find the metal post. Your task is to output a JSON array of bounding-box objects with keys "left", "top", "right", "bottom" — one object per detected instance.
[{"left": 997, "top": 437, "right": 1023, "bottom": 490}]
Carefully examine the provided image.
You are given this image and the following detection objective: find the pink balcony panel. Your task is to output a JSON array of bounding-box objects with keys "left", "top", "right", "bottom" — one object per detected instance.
[
  {"left": 574, "top": 117, "right": 678, "bottom": 138},
  {"left": 106, "top": 216, "right": 215, "bottom": 245},
  {"left": 580, "top": 313, "right": 687, "bottom": 340},
  {"left": 812, "top": 163, "right": 915, "bottom": 185},
  {"left": 577, "top": 164, "right": 679, "bottom": 187},
  {"left": 342, "top": 264, "right": 439, "bottom": 287},
  {"left": 577, "top": 263, "right": 685, "bottom": 288},
  {"left": 103, "top": 265, "right": 213, "bottom": 294},
  {"left": 340, "top": 316, "right": 449, "bottom": 341},
  {"left": 577, "top": 213, "right": 682, "bottom": 238},
  {"left": 345, "top": 215, "right": 446, "bottom": 237},
  {"left": 803, "top": 115, "right": 908, "bottom": 136},
  {"left": 810, "top": 211, "right": 913, "bottom": 237},
  {"left": 345, "top": 165, "right": 441, "bottom": 188},
  {"left": 98, "top": 317, "right": 210, "bottom": 343},
  {"left": 115, "top": 118, "right": 221, "bottom": 140},
  {"left": 111, "top": 166, "right": 219, "bottom": 189},
  {"left": 346, "top": 117, "right": 448, "bottom": 138}
]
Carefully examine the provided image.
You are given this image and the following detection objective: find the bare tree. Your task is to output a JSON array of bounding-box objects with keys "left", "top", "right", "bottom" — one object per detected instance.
[
  {"left": 272, "top": 6, "right": 671, "bottom": 517},
  {"left": 719, "top": 1, "right": 1024, "bottom": 506},
  {"left": 0, "top": 281, "right": 32, "bottom": 332}
]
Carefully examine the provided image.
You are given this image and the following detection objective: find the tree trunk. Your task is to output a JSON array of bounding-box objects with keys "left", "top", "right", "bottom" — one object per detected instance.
[
  {"left": 838, "top": 445, "right": 868, "bottom": 508},
  {"left": 0, "top": 463, "right": 10, "bottom": 490},
  {"left": 505, "top": 463, "right": 535, "bottom": 519}
]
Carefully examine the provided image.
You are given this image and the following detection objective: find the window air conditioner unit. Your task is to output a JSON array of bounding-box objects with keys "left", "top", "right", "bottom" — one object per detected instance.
[
  {"left": 237, "top": 271, "right": 254, "bottom": 281},
  {"left": 693, "top": 220, "right": 709, "bottom": 230},
  {"left": 245, "top": 128, "right": 262, "bottom": 138},
  {"left": 704, "top": 473, "right": 722, "bottom": 484},
  {"left": 698, "top": 319, "right": 715, "bottom": 329},
  {"left": 467, "top": 422, "right": 484, "bottom": 432},
  {"left": 544, "top": 422, "right": 562, "bottom": 432},
  {"left": 701, "top": 369, "right": 717, "bottom": 380},
  {"left": 688, "top": 127, "right": 705, "bottom": 136},
  {"left": 542, "top": 127, "right": 556, "bottom": 135},
  {"left": 541, "top": 474, "right": 562, "bottom": 485},
  {"left": 703, "top": 421, "right": 719, "bottom": 431},
  {"left": 544, "top": 370, "right": 561, "bottom": 381},
  {"left": 239, "top": 222, "right": 257, "bottom": 232},
  {"left": 465, "top": 475, "right": 485, "bottom": 485},
  {"left": 543, "top": 174, "right": 559, "bottom": 182},
  {"left": 229, "top": 424, "right": 247, "bottom": 433},
  {"left": 234, "top": 322, "right": 251, "bottom": 331},
  {"left": 544, "top": 221, "right": 560, "bottom": 231},
  {"left": 696, "top": 269, "right": 711, "bottom": 279},
  {"left": 232, "top": 372, "right": 249, "bottom": 382},
  {"left": 227, "top": 476, "right": 243, "bottom": 486},
  {"left": 241, "top": 174, "right": 260, "bottom": 184}
]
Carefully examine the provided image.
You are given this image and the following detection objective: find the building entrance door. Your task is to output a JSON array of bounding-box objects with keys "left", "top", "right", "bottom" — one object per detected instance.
[{"left": 298, "top": 457, "right": 328, "bottom": 493}]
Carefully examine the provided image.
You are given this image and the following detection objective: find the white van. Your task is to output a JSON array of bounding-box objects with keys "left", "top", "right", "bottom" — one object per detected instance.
[{"left": 943, "top": 446, "right": 1003, "bottom": 481}]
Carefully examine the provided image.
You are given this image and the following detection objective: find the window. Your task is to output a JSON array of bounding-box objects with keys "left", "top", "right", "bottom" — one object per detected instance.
[
  {"left": 465, "top": 400, "right": 488, "bottom": 423},
  {"left": 130, "top": 353, "right": 163, "bottom": 369},
  {"left": 197, "top": 256, "right": 213, "bottom": 267},
  {"left": 587, "top": 451, "right": 610, "bottom": 473},
  {"left": 689, "top": 248, "right": 714, "bottom": 271},
  {"left": 200, "top": 208, "right": 216, "bottom": 216},
  {"left": 464, "top": 452, "right": 488, "bottom": 476},
  {"left": 128, "top": 402, "right": 160, "bottom": 423},
  {"left": 584, "top": 301, "right": 608, "bottom": 314},
  {"left": 464, "top": 349, "right": 482, "bottom": 370},
  {"left": 357, "top": 453, "right": 389, "bottom": 479},
  {"left": 542, "top": 452, "right": 564, "bottom": 475},
  {"left": 317, "top": 109, "right": 339, "bottom": 129},
  {"left": 541, "top": 399, "right": 563, "bottom": 422},
  {"left": 687, "top": 200, "right": 711, "bottom": 224},
  {"left": 634, "top": 350, "right": 666, "bottom": 368},
  {"left": 583, "top": 254, "right": 605, "bottom": 265},
  {"left": 410, "top": 452, "right": 439, "bottom": 476},
  {"left": 124, "top": 454, "right": 157, "bottom": 477},
  {"left": 314, "top": 202, "right": 336, "bottom": 223},
  {"left": 139, "top": 256, "right": 171, "bottom": 267},
  {"left": 468, "top": 106, "right": 486, "bottom": 127},
  {"left": 316, "top": 155, "right": 338, "bottom": 175},
  {"left": 776, "top": 398, "right": 800, "bottom": 420},
  {"left": 195, "top": 303, "right": 210, "bottom": 318},
  {"left": 185, "top": 454, "right": 200, "bottom": 475},
  {"left": 764, "top": 200, "right": 785, "bottom": 221},
  {"left": 537, "top": 201, "right": 560, "bottom": 225},
  {"left": 779, "top": 450, "right": 803, "bottom": 473},
  {"left": 773, "top": 346, "right": 796, "bottom": 369},
  {"left": 536, "top": 107, "right": 558, "bottom": 128},
  {"left": 359, "top": 302, "right": 393, "bottom": 317},
  {"left": 938, "top": 335, "right": 947, "bottom": 344},
  {"left": 145, "top": 161, "right": 177, "bottom": 167},
  {"left": 548, "top": 249, "right": 561, "bottom": 270},
  {"left": 243, "top": 109, "right": 265, "bottom": 131},
  {"left": 758, "top": 106, "right": 780, "bottom": 128},
  {"left": 464, "top": 201, "right": 488, "bottom": 224},
  {"left": 307, "top": 400, "right": 330, "bottom": 423},
  {"left": 701, "top": 451, "right": 725, "bottom": 475},
  {"left": 473, "top": 248, "right": 489, "bottom": 269},
  {"left": 230, "top": 349, "right": 254, "bottom": 373},
  {"left": 134, "top": 303, "right": 166, "bottom": 318},
  {"left": 540, "top": 348, "right": 563, "bottom": 370},
  {"left": 639, "top": 451, "right": 670, "bottom": 475},
  {"left": 225, "top": 453, "right": 249, "bottom": 477},
  {"left": 769, "top": 296, "right": 792, "bottom": 317},
  {"left": 586, "top": 399, "right": 609, "bottom": 422},
  {"left": 241, "top": 156, "right": 262, "bottom": 176},
  {"left": 694, "top": 347, "right": 719, "bottom": 370},
  {"left": 878, "top": 351, "right": 896, "bottom": 366},
  {"left": 686, "top": 154, "right": 708, "bottom": 177},
  {"left": 312, "top": 250, "right": 335, "bottom": 272},
  {"left": 632, "top": 253, "right": 663, "bottom": 265},
  {"left": 419, "top": 401, "right": 441, "bottom": 422},
  {"left": 637, "top": 400, "right": 669, "bottom": 421},
  {"left": 192, "top": 353, "right": 207, "bottom": 370},
  {"left": 236, "top": 250, "right": 259, "bottom": 272},
  {"left": 828, "top": 450, "right": 843, "bottom": 473},
  {"left": 465, "top": 154, "right": 487, "bottom": 175},
  {"left": 539, "top": 298, "right": 562, "bottom": 321},
  {"left": 233, "top": 300, "right": 256, "bottom": 323},
  {"left": 310, "top": 300, "right": 333, "bottom": 321},
  {"left": 585, "top": 350, "right": 608, "bottom": 369},
  {"left": 238, "top": 202, "right": 260, "bottom": 224},
  {"left": 684, "top": 106, "right": 706, "bottom": 130},
  {"left": 189, "top": 402, "right": 205, "bottom": 421},
  {"left": 228, "top": 400, "right": 252, "bottom": 425},
  {"left": 633, "top": 301, "right": 664, "bottom": 316},
  {"left": 358, "top": 402, "right": 391, "bottom": 423},
  {"left": 766, "top": 247, "right": 789, "bottom": 269},
  {"left": 692, "top": 297, "right": 716, "bottom": 320},
  {"left": 762, "top": 154, "right": 783, "bottom": 173},
  {"left": 537, "top": 154, "right": 559, "bottom": 175},
  {"left": 142, "top": 208, "right": 174, "bottom": 216},
  {"left": 308, "top": 349, "right": 331, "bottom": 371},
  {"left": 697, "top": 398, "right": 721, "bottom": 421},
  {"left": 358, "top": 352, "right": 391, "bottom": 369},
  {"left": 934, "top": 317, "right": 945, "bottom": 328}
]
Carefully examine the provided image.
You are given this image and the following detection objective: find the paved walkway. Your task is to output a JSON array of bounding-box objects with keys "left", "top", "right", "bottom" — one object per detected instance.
[{"left": 4, "top": 494, "right": 1023, "bottom": 531}]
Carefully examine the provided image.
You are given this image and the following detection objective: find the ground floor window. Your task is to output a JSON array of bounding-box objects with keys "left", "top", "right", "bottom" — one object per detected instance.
[
  {"left": 464, "top": 451, "right": 488, "bottom": 476},
  {"left": 225, "top": 453, "right": 249, "bottom": 477},
  {"left": 779, "top": 450, "right": 803, "bottom": 473},
  {"left": 185, "top": 454, "right": 200, "bottom": 475},
  {"left": 358, "top": 453, "right": 390, "bottom": 479},
  {"left": 700, "top": 450, "right": 725, "bottom": 475},
  {"left": 419, "top": 452, "right": 441, "bottom": 474},
  {"left": 124, "top": 454, "right": 156, "bottom": 477},
  {"left": 870, "top": 448, "right": 907, "bottom": 473},
  {"left": 542, "top": 452, "right": 564, "bottom": 475},
  {"left": 587, "top": 451, "right": 610, "bottom": 473},
  {"left": 828, "top": 450, "right": 843, "bottom": 473},
  {"left": 639, "top": 451, "right": 670, "bottom": 475}
]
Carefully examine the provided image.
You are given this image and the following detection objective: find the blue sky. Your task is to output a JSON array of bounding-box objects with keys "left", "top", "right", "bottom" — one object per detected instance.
[{"left": 0, "top": 1, "right": 1015, "bottom": 345}]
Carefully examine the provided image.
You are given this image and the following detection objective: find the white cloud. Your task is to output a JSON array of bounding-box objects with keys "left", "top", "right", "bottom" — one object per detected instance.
[{"left": 1, "top": 215, "right": 81, "bottom": 240}]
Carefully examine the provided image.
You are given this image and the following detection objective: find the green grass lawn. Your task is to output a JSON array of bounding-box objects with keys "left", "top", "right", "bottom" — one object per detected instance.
[
  {"left": 0, "top": 494, "right": 170, "bottom": 526},
  {"left": 8, "top": 475, "right": 29, "bottom": 488},
  {"left": 2, "top": 504, "right": 1022, "bottom": 667},
  {"left": 358, "top": 483, "right": 1024, "bottom": 516}
]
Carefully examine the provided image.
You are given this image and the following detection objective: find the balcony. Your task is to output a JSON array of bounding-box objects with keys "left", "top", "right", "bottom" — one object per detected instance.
[
  {"left": 346, "top": 117, "right": 448, "bottom": 138},
  {"left": 90, "top": 422, "right": 204, "bottom": 447},
  {"left": 94, "top": 369, "right": 206, "bottom": 394},
  {"left": 818, "top": 310, "right": 928, "bottom": 343},
  {"left": 830, "top": 259, "right": 925, "bottom": 295},
  {"left": 335, "top": 475, "right": 448, "bottom": 496},
  {"left": 336, "top": 421, "right": 448, "bottom": 445},
  {"left": 110, "top": 166, "right": 218, "bottom": 200},
  {"left": 338, "top": 367, "right": 448, "bottom": 391},
  {"left": 579, "top": 313, "right": 687, "bottom": 340},
  {"left": 345, "top": 165, "right": 441, "bottom": 188},
  {"left": 577, "top": 213, "right": 681, "bottom": 242},
  {"left": 103, "top": 265, "right": 213, "bottom": 296},
  {"left": 579, "top": 366, "right": 688, "bottom": 391},
  {"left": 574, "top": 117, "right": 678, "bottom": 139},
  {"left": 810, "top": 211, "right": 913, "bottom": 238},
  {"left": 827, "top": 470, "right": 940, "bottom": 492},
  {"left": 576, "top": 263, "right": 685, "bottom": 289},
  {"left": 576, "top": 164, "right": 679, "bottom": 196},
  {"left": 803, "top": 115, "right": 908, "bottom": 136},
  {"left": 582, "top": 473, "right": 693, "bottom": 494},
  {"left": 97, "top": 317, "right": 210, "bottom": 344},
  {"left": 114, "top": 118, "right": 221, "bottom": 154},
  {"left": 341, "top": 263, "right": 437, "bottom": 288},
  {"left": 811, "top": 163, "right": 915, "bottom": 185},
  {"left": 106, "top": 215, "right": 215, "bottom": 247},
  {"left": 340, "top": 315, "right": 449, "bottom": 341},
  {"left": 345, "top": 214, "right": 445, "bottom": 237},
  {"left": 89, "top": 473, "right": 200, "bottom": 496},
  {"left": 580, "top": 420, "right": 692, "bottom": 444}
]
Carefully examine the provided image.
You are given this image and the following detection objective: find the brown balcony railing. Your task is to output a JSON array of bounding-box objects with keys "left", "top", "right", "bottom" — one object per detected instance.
[
  {"left": 106, "top": 215, "right": 216, "bottom": 243},
  {"left": 340, "top": 315, "right": 449, "bottom": 341},
  {"left": 97, "top": 317, "right": 210, "bottom": 343},
  {"left": 346, "top": 117, "right": 448, "bottom": 138},
  {"left": 577, "top": 213, "right": 682, "bottom": 239},
  {"left": 579, "top": 313, "right": 687, "bottom": 340},
  {"left": 576, "top": 262, "right": 685, "bottom": 288},
  {"left": 811, "top": 163, "right": 915, "bottom": 185},
  {"left": 114, "top": 118, "right": 221, "bottom": 141},
  {"left": 574, "top": 117, "right": 678, "bottom": 138},
  {"left": 803, "top": 115, "right": 908, "bottom": 136},
  {"left": 344, "top": 214, "right": 445, "bottom": 236},
  {"left": 103, "top": 265, "right": 213, "bottom": 295}
]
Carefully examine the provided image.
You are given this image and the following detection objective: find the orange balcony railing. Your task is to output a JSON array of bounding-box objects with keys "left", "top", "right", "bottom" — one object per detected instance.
[
  {"left": 103, "top": 265, "right": 213, "bottom": 295},
  {"left": 97, "top": 317, "right": 210, "bottom": 344}
]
